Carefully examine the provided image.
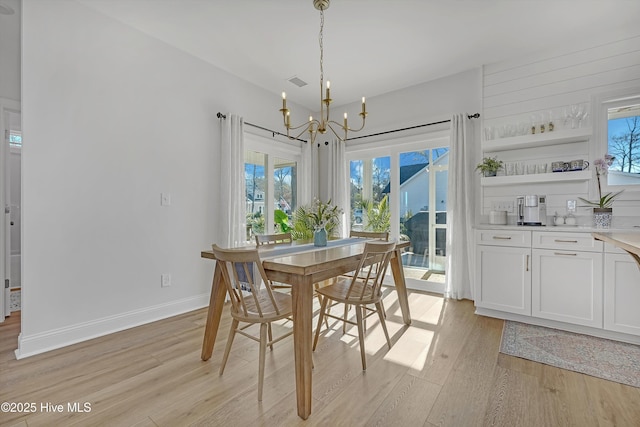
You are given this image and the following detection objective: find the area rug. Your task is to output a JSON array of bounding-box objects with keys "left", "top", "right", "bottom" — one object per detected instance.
[{"left": 500, "top": 321, "right": 640, "bottom": 388}]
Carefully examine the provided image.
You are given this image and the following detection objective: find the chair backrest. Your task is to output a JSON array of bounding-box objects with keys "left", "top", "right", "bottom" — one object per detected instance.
[
  {"left": 349, "top": 230, "right": 389, "bottom": 241},
  {"left": 211, "top": 244, "right": 288, "bottom": 320},
  {"left": 346, "top": 240, "right": 396, "bottom": 302},
  {"left": 255, "top": 232, "right": 293, "bottom": 247}
]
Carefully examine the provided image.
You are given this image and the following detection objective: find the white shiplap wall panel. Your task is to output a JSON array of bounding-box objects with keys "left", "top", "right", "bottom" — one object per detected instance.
[
  {"left": 484, "top": 35, "right": 640, "bottom": 88},
  {"left": 484, "top": 57, "right": 640, "bottom": 108}
]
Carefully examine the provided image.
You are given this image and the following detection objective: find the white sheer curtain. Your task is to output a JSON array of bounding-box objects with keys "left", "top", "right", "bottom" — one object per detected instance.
[
  {"left": 445, "top": 114, "right": 476, "bottom": 300},
  {"left": 317, "top": 138, "right": 348, "bottom": 237},
  {"left": 218, "top": 114, "right": 246, "bottom": 248}
]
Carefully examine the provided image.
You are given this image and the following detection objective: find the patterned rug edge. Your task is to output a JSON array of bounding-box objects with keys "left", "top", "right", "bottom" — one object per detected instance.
[{"left": 500, "top": 320, "right": 640, "bottom": 389}]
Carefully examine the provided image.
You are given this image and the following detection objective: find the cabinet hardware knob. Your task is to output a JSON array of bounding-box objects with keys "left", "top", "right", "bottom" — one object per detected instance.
[
  {"left": 554, "top": 239, "right": 578, "bottom": 243},
  {"left": 554, "top": 252, "right": 577, "bottom": 256}
]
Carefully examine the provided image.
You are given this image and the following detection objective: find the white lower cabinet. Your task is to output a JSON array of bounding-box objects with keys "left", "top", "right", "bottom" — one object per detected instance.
[
  {"left": 531, "top": 231, "right": 603, "bottom": 327},
  {"left": 474, "top": 228, "right": 640, "bottom": 339},
  {"left": 475, "top": 230, "right": 531, "bottom": 316},
  {"left": 604, "top": 245, "right": 640, "bottom": 335},
  {"left": 531, "top": 248, "right": 603, "bottom": 327}
]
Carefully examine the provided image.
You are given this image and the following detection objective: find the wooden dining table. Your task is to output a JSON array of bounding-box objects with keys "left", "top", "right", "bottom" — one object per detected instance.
[
  {"left": 592, "top": 231, "right": 640, "bottom": 270},
  {"left": 200, "top": 238, "right": 411, "bottom": 420}
]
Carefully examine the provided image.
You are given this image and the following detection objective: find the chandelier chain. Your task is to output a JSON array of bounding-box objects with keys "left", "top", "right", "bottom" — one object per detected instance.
[{"left": 319, "top": 8, "right": 324, "bottom": 99}]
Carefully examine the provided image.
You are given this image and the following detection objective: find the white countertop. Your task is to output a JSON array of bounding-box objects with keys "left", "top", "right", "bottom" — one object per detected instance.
[{"left": 475, "top": 224, "right": 640, "bottom": 233}]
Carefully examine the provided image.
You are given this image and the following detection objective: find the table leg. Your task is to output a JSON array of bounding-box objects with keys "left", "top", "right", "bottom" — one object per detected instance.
[
  {"left": 291, "top": 275, "right": 313, "bottom": 419},
  {"left": 390, "top": 247, "right": 412, "bottom": 325},
  {"left": 201, "top": 263, "right": 227, "bottom": 361}
]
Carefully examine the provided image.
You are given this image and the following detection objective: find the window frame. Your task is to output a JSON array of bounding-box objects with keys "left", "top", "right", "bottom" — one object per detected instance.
[
  {"left": 244, "top": 130, "right": 303, "bottom": 235},
  {"left": 593, "top": 88, "right": 640, "bottom": 200},
  {"left": 345, "top": 130, "right": 450, "bottom": 239}
]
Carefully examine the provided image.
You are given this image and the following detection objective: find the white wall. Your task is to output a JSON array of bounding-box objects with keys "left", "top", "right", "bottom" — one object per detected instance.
[
  {"left": 18, "top": 0, "right": 310, "bottom": 357},
  {"left": 0, "top": 0, "right": 20, "bottom": 101},
  {"left": 481, "top": 27, "right": 640, "bottom": 220}
]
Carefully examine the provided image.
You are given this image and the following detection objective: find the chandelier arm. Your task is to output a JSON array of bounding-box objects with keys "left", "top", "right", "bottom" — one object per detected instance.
[
  {"left": 287, "top": 120, "right": 320, "bottom": 132},
  {"left": 325, "top": 122, "right": 347, "bottom": 142},
  {"left": 327, "top": 117, "right": 367, "bottom": 133}
]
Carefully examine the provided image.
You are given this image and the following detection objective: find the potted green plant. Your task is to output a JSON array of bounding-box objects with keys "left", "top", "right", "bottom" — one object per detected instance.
[
  {"left": 291, "top": 199, "right": 342, "bottom": 245},
  {"left": 578, "top": 154, "right": 623, "bottom": 228},
  {"left": 476, "top": 156, "right": 504, "bottom": 177}
]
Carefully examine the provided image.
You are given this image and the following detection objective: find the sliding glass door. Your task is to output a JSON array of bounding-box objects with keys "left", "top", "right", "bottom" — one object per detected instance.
[{"left": 346, "top": 132, "right": 449, "bottom": 291}]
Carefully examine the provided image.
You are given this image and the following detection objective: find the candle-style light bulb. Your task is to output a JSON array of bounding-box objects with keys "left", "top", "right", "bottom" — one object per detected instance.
[
  {"left": 343, "top": 112, "right": 348, "bottom": 128},
  {"left": 286, "top": 111, "right": 291, "bottom": 127},
  {"left": 325, "top": 81, "right": 331, "bottom": 100},
  {"left": 282, "top": 92, "right": 287, "bottom": 110},
  {"left": 361, "top": 97, "right": 366, "bottom": 113}
]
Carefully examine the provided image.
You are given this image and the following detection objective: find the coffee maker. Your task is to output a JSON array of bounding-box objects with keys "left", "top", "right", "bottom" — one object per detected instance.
[{"left": 516, "top": 195, "right": 547, "bottom": 226}]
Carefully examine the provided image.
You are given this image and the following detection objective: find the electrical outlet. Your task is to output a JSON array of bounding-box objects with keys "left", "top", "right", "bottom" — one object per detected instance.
[
  {"left": 161, "top": 274, "right": 171, "bottom": 287},
  {"left": 491, "top": 200, "right": 515, "bottom": 213}
]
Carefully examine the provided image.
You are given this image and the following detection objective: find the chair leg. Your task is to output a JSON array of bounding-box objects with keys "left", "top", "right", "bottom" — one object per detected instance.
[
  {"left": 258, "top": 323, "right": 267, "bottom": 401},
  {"left": 268, "top": 323, "right": 274, "bottom": 351},
  {"left": 376, "top": 302, "right": 392, "bottom": 349},
  {"left": 342, "top": 304, "right": 350, "bottom": 334},
  {"left": 313, "top": 295, "right": 330, "bottom": 351},
  {"left": 355, "top": 305, "right": 367, "bottom": 370},
  {"left": 316, "top": 293, "right": 329, "bottom": 328},
  {"left": 220, "top": 319, "right": 239, "bottom": 375}
]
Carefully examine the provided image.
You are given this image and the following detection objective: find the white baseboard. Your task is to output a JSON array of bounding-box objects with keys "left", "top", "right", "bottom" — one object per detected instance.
[{"left": 14, "top": 294, "right": 209, "bottom": 359}]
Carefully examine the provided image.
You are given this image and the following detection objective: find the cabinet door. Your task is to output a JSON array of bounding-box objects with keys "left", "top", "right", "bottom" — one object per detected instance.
[
  {"left": 532, "top": 249, "right": 603, "bottom": 327},
  {"left": 475, "top": 245, "right": 531, "bottom": 315},
  {"left": 604, "top": 253, "right": 640, "bottom": 336}
]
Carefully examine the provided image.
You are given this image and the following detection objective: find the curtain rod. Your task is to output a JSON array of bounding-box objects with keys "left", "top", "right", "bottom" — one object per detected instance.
[
  {"left": 217, "top": 111, "right": 480, "bottom": 143},
  {"left": 345, "top": 113, "right": 480, "bottom": 142},
  {"left": 216, "top": 112, "right": 307, "bottom": 143}
]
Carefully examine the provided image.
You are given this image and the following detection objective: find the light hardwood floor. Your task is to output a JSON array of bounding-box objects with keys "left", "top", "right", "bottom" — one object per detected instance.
[{"left": 1, "top": 289, "right": 639, "bottom": 426}]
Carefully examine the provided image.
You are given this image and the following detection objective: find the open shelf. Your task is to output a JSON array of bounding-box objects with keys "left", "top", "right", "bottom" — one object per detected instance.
[
  {"left": 482, "top": 128, "right": 591, "bottom": 153},
  {"left": 481, "top": 170, "right": 591, "bottom": 187}
]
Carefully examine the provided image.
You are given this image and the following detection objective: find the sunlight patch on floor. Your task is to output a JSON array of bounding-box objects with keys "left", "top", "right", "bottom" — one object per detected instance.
[{"left": 384, "top": 327, "right": 435, "bottom": 368}]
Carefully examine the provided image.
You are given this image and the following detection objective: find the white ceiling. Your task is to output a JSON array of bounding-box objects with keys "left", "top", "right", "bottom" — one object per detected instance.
[{"left": 75, "top": 1, "right": 640, "bottom": 110}]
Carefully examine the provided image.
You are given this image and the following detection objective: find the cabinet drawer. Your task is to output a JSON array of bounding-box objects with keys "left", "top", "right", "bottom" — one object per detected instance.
[
  {"left": 532, "top": 231, "right": 603, "bottom": 252},
  {"left": 475, "top": 229, "right": 531, "bottom": 247}
]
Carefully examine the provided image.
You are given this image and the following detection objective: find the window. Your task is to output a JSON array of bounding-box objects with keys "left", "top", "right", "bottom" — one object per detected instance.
[
  {"left": 244, "top": 132, "right": 302, "bottom": 240},
  {"left": 607, "top": 104, "right": 640, "bottom": 185}
]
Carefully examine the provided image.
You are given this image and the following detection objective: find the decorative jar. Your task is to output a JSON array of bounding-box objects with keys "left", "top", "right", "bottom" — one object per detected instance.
[
  {"left": 313, "top": 227, "right": 327, "bottom": 247},
  {"left": 593, "top": 208, "right": 613, "bottom": 228}
]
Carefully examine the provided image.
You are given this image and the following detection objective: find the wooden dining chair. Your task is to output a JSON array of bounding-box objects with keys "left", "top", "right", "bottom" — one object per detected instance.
[
  {"left": 255, "top": 232, "right": 293, "bottom": 290},
  {"left": 313, "top": 240, "right": 396, "bottom": 370},
  {"left": 349, "top": 230, "right": 389, "bottom": 240},
  {"left": 255, "top": 232, "right": 329, "bottom": 327},
  {"left": 344, "top": 230, "right": 390, "bottom": 326},
  {"left": 255, "top": 232, "right": 293, "bottom": 246},
  {"left": 211, "top": 244, "right": 293, "bottom": 401}
]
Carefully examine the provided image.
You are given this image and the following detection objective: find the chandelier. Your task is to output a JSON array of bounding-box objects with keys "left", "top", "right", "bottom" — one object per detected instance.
[{"left": 279, "top": 0, "right": 367, "bottom": 143}]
